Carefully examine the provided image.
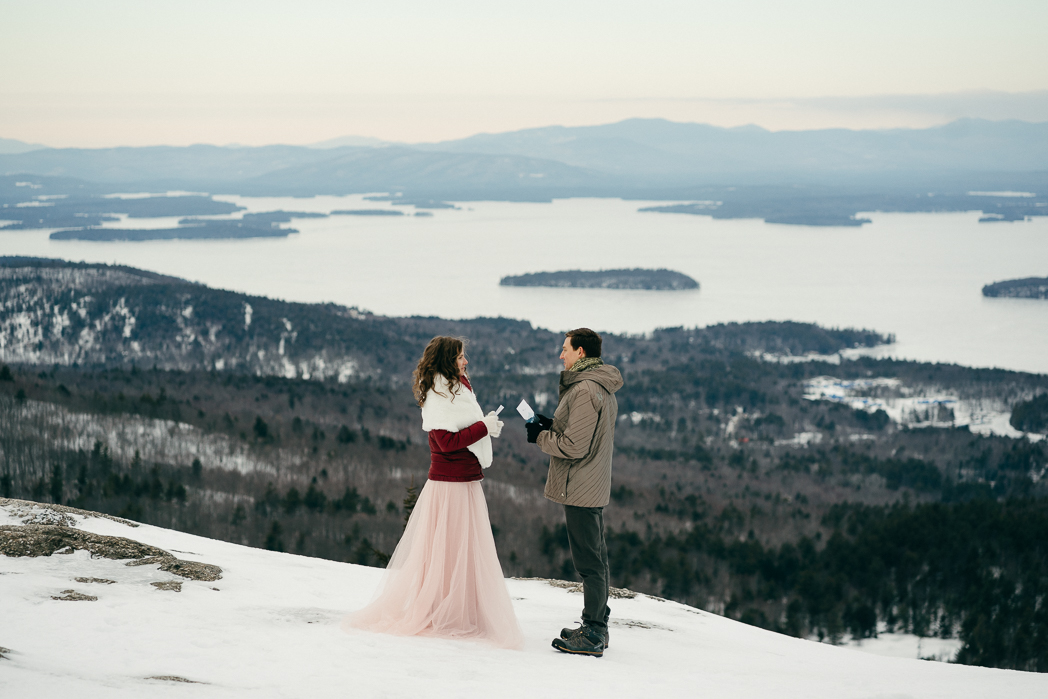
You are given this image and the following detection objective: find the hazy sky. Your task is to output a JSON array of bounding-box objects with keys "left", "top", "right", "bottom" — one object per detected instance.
[{"left": 2, "top": 0, "right": 1047, "bottom": 146}]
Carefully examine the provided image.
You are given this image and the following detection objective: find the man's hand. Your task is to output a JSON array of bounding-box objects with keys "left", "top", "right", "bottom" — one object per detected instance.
[{"left": 525, "top": 414, "right": 552, "bottom": 443}]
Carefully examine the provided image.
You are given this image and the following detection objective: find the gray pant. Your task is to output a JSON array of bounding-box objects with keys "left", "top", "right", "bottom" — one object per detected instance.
[{"left": 564, "top": 504, "right": 611, "bottom": 630}]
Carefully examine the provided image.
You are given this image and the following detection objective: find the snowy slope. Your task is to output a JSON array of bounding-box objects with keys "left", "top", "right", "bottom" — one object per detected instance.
[{"left": 2, "top": 500, "right": 1045, "bottom": 699}]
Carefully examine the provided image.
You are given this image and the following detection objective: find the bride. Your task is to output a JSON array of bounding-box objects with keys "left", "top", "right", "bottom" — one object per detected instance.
[{"left": 344, "top": 336, "right": 524, "bottom": 649}]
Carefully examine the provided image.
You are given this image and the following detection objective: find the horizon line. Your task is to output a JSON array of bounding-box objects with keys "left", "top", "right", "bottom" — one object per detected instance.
[{"left": 4, "top": 115, "right": 1048, "bottom": 153}]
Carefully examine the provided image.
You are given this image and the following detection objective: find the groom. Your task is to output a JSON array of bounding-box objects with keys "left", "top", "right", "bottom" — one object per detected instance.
[{"left": 526, "top": 328, "right": 623, "bottom": 657}]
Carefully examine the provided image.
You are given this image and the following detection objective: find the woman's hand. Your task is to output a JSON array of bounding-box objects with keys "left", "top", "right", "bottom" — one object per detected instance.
[{"left": 482, "top": 412, "right": 504, "bottom": 438}]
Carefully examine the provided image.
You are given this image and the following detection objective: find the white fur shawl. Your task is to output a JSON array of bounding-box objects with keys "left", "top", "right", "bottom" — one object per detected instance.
[{"left": 420, "top": 374, "right": 492, "bottom": 469}]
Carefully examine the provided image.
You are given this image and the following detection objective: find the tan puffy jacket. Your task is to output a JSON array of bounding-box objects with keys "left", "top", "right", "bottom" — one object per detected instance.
[{"left": 539, "top": 364, "right": 623, "bottom": 507}]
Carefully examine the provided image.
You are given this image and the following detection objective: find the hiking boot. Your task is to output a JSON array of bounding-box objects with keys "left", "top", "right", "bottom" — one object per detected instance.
[
  {"left": 552, "top": 624, "right": 605, "bottom": 657},
  {"left": 560, "top": 624, "right": 610, "bottom": 649}
]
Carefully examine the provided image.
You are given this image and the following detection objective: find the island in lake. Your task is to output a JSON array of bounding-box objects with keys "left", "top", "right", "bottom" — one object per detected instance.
[
  {"left": 47, "top": 211, "right": 332, "bottom": 241},
  {"left": 50, "top": 222, "right": 292, "bottom": 241},
  {"left": 330, "top": 209, "right": 404, "bottom": 216},
  {"left": 639, "top": 201, "right": 872, "bottom": 227},
  {"left": 982, "top": 277, "right": 1048, "bottom": 299},
  {"left": 500, "top": 268, "right": 699, "bottom": 290}
]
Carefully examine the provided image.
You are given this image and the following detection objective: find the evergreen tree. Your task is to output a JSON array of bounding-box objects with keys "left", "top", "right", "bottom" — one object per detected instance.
[
  {"left": 283, "top": 487, "right": 301, "bottom": 514},
  {"left": 1010, "top": 394, "right": 1048, "bottom": 433},
  {"left": 303, "top": 483, "right": 326, "bottom": 512},
  {"left": 264, "top": 521, "right": 284, "bottom": 552},
  {"left": 335, "top": 487, "right": 359, "bottom": 513}
]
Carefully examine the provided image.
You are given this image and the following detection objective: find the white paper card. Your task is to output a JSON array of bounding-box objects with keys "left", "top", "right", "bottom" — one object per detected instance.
[{"left": 516, "top": 399, "right": 535, "bottom": 421}]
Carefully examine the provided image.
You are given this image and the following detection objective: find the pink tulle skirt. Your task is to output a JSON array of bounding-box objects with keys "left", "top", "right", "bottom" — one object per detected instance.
[{"left": 343, "top": 479, "right": 524, "bottom": 650}]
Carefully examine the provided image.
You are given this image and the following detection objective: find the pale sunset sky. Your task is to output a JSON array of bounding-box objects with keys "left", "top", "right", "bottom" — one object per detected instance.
[{"left": 2, "top": 0, "right": 1046, "bottom": 147}]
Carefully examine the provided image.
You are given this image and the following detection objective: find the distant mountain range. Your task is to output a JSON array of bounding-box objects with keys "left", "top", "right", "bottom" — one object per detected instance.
[
  {"left": 0, "top": 137, "right": 48, "bottom": 155},
  {"left": 0, "top": 144, "right": 602, "bottom": 198},
  {"left": 1, "top": 119, "right": 1046, "bottom": 226},
  {"left": 419, "top": 118, "right": 1048, "bottom": 180},
  {"left": 1, "top": 118, "right": 1046, "bottom": 197}
]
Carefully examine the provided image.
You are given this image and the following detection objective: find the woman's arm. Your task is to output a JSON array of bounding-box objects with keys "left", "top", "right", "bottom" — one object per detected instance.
[{"left": 430, "top": 421, "right": 488, "bottom": 452}]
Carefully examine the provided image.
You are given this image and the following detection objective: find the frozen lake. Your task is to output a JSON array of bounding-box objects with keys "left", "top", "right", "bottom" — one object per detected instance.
[{"left": 2, "top": 195, "right": 1047, "bottom": 375}]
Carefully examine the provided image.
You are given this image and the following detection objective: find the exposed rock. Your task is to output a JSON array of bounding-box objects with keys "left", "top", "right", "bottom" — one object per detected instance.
[
  {"left": 0, "top": 498, "right": 138, "bottom": 528},
  {"left": 146, "top": 676, "right": 203, "bottom": 683},
  {"left": 52, "top": 589, "right": 97, "bottom": 601},
  {"left": 16, "top": 508, "right": 76, "bottom": 527},
  {"left": 128, "top": 555, "right": 223, "bottom": 582},
  {"left": 514, "top": 577, "right": 638, "bottom": 600},
  {"left": 0, "top": 524, "right": 222, "bottom": 581},
  {"left": 151, "top": 580, "right": 183, "bottom": 592},
  {"left": 0, "top": 646, "right": 12, "bottom": 660},
  {"left": 75, "top": 577, "right": 116, "bottom": 585},
  {"left": 1, "top": 524, "right": 168, "bottom": 559},
  {"left": 611, "top": 618, "right": 674, "bottom": 631},
  {"left": 609, "top": 587, "right": 638, "bottom": 600},
  {"left": 612, "top": 619, "right": 654, "bottom": 629}
]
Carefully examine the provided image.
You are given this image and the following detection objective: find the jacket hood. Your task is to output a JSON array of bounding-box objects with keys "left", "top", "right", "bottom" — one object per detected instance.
[{"left": 559, "top": 364, "right": 623, "bottom": 394}]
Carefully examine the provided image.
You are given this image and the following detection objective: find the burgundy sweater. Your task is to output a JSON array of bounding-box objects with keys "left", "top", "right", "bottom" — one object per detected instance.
[{"left": 427, "top": 377, "right": 487, "bottom": 482}]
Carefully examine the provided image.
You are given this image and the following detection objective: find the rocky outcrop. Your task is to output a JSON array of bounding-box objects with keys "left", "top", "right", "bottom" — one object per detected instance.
[
  {"left": 150, "top": 580, "right": 183, "bottom": 592},
  {"left": 51, "top": 589, "right": 98, "bottom": 602},
  {"left": 145, "top": 676, "right": 204, "bottom": 684},
  {"left": 516, "top": 576, "right": 638, "bottom": 600},
  {"left": 0, "top": 501, "right": 222, "bottom": 582},
  {"left": 1, "top": 498, "right": 138, "bottom": 527}
]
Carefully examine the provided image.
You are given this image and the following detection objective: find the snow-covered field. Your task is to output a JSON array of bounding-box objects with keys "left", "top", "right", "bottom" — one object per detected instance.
[{"left": 2, "top": 500, "right": 1046, "bottom": 698}]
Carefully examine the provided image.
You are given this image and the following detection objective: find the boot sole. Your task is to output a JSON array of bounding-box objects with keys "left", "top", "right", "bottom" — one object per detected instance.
[{"left": 551, "top": 640, "right": 604, "bottom": 657}]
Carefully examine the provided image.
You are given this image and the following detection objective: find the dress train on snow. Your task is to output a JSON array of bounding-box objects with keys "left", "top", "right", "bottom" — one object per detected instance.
[{"left": 343, "top": 479, "right": 524, "bottom": 650}]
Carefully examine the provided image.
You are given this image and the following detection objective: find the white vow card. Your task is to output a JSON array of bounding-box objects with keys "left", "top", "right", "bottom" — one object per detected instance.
[{"left": 516, "top": 399, "right": 535, "bottom": 421}]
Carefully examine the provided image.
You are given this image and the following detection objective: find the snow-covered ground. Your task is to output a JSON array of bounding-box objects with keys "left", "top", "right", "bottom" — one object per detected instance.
[
  {"left": 840, "top": 631, "right": 962, "bottom": 663},
  {"left": 2, "top": 500, "right": 1046, "bottom": 698}
]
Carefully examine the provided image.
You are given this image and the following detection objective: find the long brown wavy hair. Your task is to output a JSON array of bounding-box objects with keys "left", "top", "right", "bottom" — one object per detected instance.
[{"left": 412, "top": 336, "right": 467, "bottom": 407}]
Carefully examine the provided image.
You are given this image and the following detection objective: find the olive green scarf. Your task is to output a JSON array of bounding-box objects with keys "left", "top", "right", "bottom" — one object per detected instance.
[{"left": 568, "top": 357, "right": 605, "bottom": 373}]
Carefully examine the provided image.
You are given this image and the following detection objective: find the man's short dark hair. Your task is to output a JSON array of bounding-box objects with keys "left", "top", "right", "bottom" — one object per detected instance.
[{"left": 566, "top": 328, "right": 602, "bottom": 358}]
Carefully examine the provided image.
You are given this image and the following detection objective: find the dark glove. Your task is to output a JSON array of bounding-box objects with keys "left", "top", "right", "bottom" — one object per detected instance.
[
  {"left": 526, "top": 419, "right": 548, "bottom": 443},
  {"left": 535, "top": 413, "right": 553, "bottom": 430}
]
